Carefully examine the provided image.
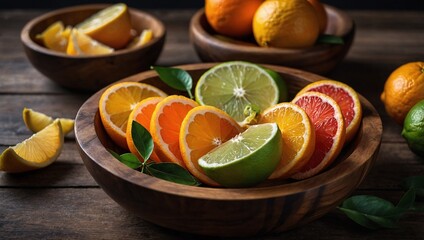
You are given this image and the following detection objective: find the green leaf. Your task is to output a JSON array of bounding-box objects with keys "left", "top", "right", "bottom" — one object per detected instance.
[
  {"left": 401, "top": 176, "right": 424, "bottom": 197},
  {"left": 108, "top": 150, "right": 142, "bottom": 169},
  {"left": 152, "top": 66, "right": 193, "bottom": 99},
  {"left": 131, "top": 121, "right": 153, "bottom": 161},
  {"left": 395, "top": 188, "right": 416, "bottom": 212},
  {"left": 316, "top": 34, "right": 344, "bottom": 45},
  {"left": 337, "top": 207, "right": 381, "bottom": 229},
  {"left": 146, "top": 162, "right": 200, "bottom": 186}
]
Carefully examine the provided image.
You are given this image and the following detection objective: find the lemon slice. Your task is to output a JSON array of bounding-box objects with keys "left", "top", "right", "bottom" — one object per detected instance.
[
  {"left": 127, "top": 29, "right": 153, "bottom": 49},
  {"left": 66, "top": 29, "right": 114, "bottom": 56},
  {"left": 0, "top": 120, "right": 64, "bottom": 173},
  {"left": 36, "top": 21, "right": 69, "bottom": 52},
  {"left": 76, "top": 3, "right": 132, "bottom": 49},
  {"left": 22, "top": 108, "right": 74, "bottom": 135}
]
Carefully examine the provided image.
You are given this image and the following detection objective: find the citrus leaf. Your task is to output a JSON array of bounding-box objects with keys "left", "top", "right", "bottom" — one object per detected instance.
[
  {"left": 395, "top": 188, "right": 416, "bottom": 211},
  {"left": 401, "top": 176, "right": 424, "bottom": 197},
  {"left": 108, "top": 150, "right": 142, "bottom": 169},
  {"left": 146, "top": 162, "right": 200, "bottom": 186},
  {"left": 316, "top": 34, "right": 344, "bottom": 45},
  {"left": 337, "top": 207, "right": 381, "bottom": 229},
  {"left": 131, "top": 121, "right": 153, "bottom": 162},
  {"left": 152, "top": 66, "right": 193, "bottom": 99}
]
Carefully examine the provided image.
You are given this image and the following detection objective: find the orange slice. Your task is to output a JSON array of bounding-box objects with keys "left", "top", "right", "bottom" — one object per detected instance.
[
  {"left": 99, "top": 82, "right": 167, "bottom": 150},
  {"left": 292, "top": 92, "right": 346, "bottom": 179},
  {"left": 298, "top": 80, "right": 362, "bottom": 142},
  {"left": 259, "top": 102, "right": 315, "bottom": 179},
  {"left": 180, "top": 105, "right": 243, "bottom": 186},
  {"left": 150, "top": 95, "right": 199, "bottom": 166},
  {"left": 126, "top": 97, "right": 164, "bottom": 163},
  {"left": 35, "top": 21, "right": 70, "bottom": 52}
]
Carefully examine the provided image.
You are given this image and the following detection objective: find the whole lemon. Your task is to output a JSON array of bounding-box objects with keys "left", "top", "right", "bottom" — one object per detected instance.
[
  {"left": 402, "top": 100, "right": 424, "bottom": 159},
  {"left": 253, "top": 0, "right": 320, "bottom": 48},
  {"left": 380, "top": 62, "right": 424, "bottom": 125}
]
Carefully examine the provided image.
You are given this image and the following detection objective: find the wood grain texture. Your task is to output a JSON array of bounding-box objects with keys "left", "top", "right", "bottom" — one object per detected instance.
[
  {"left": 189, "top": 5, "right": 355, "bottom": 74},
  {"left": 74, "top": 63, "right": 382, "bottom": 237},
  {"left": 1, "top": 8, "right": 424, "bottom": 240}
]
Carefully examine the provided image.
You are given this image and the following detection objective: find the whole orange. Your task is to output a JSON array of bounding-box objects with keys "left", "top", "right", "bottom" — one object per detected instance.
[
  {"left": 381, "top": 61, "right": 424, "bottom": 125},
  {"left": 253, "top": 0, "right": 320, "bottom": 48},
  {"left": 307, "top": 0, "right": 328, "bottom": 33},
  {"left": 205, "top": 0, "right": 263, "bottom": 38}
]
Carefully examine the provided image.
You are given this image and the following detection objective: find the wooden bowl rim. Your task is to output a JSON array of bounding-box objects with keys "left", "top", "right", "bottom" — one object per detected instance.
[
  {"left": 20, "top": 3, "right": 166, "bottom": 59},
  {"left": 190, "top": 4, "right": 354, "bottom": 54},
  {"left": 75, "top": 63, "right": 382, "bottom": 201}
]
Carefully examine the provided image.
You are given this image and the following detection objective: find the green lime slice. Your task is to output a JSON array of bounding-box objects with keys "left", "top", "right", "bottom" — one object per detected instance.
[
  {"left": 195, "top": 61, "right": 280, "bottom": 123},
  {"left": 198, "top": 123, "right": 282, "bottom": 187}
]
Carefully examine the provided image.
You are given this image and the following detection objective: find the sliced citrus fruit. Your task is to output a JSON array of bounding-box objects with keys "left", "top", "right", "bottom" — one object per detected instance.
[
  {"left": 22, "top": 107, "right": 75, "bottom": 135},
  {"left": 179, "top": 105, "right": 243, "bottom": 186},
  {"left": 0, "top": 120, "right": 64, "bottom": 173},
  {"left": 292, "top": 92, "right": 346, "bottom": 179},
  {"left": 99, "top": 82, "right": 167, "bottom": 150},
  {"left": 198, "top": 123, "right": 282, "bottom": 188},
  {"left": 195, "top": 61, "right": 280, "bottom": 124},
  {"left": 298, "top": 80, "right": 362, "bottom": 142},
  {"left": 76, "top": 3, "right": 132, "bottom": 49},
  {"left": 36, "top": 21, "right": 69, "bottom": 52},
  {"left": 126, "top": 96, "right": 164, "bottom": 163},
  {"left": 259, "top": 102, "right": 315, "bottom": 179},
  {"left": 127, "top": 29, "right": 153, "bottom": 49},
  {"left": 66, "top": 29, "right": 114, "bottom": 56},
  {"left": 150, "top": 95, "right": 199, "bottom": 166}
]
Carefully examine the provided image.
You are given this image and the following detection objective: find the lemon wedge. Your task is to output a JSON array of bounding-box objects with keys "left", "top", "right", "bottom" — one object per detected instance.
[
  {"left": 66, "top": 29, "right": 114, "bottom": 56},
  {"left": 0, "top": 120, "right": 64, "bottom": 173},
  {"left": 127, "top": 29, "right": 153, "bottom": 49},
  {"left": 36, "top": 21, "right": 70, "bottom": 52},
  {"left": 22, "top": 108, "right": 74, "bottom": 135}
]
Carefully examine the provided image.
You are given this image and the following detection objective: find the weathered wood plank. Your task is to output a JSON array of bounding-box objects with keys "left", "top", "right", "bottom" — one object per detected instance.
[{"left": 0, "top": 188, "right": 422, "bottom": 239}]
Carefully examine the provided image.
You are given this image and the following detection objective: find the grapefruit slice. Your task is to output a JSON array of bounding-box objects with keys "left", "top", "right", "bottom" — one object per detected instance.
[{"left": 292, "top": 92, "right": 346, "bottom": 179}]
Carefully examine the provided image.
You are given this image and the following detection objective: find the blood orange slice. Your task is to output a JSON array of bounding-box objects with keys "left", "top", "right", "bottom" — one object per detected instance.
[
  {"left": 150, "top": 95, "right": 199, "bottom": 166},
  {"left": 292, "top": 92, "right": 346, "bottom": 179},
  {"left": 298, "top": 80, "right": 362, "bottom": 142},
  {"left": 126, "top": 97, "right": 164, "bottom": 163},
  {"left": 259, "top": 102, "right": 315, "bottom": 179}
]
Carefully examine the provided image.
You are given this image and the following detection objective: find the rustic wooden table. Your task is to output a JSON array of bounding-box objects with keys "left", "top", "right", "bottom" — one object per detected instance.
[{"left": 1, "top": 8, "right": 423, "bottom": 239}]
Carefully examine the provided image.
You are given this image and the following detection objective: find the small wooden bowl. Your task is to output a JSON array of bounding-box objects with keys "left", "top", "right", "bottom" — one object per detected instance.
[
  {"left": 75, "top": 63, "right": 382, "bottom": 237},
  {"left": 21, "top": 4, "right": 166, "bottom": 91},
  {"left": 190, "top": 5, "right": 355, "bottom": 74}
]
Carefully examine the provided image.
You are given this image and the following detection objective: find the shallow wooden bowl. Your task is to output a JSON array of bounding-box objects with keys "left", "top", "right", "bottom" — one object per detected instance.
[
  {"left": 21, "top": 4, "right": 166, "bottom": 91},
  {"left": 190, "top": 5, "right": 355, "bottom": 74},
  {"left": 75, "top": 63, "right": 382, "bottom": 237}
]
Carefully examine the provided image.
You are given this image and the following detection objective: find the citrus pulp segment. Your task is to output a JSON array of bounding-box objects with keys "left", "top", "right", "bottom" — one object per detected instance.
[
  {"left": 259, "top": 102, "right": 315, "bottom": 179},
  {"left": 298, "top": 80, "right": 362, "bottom": 142},
  {"left": 76, "top": 3, "right": 132, "bottom": 49},
  {"left": 127, "top": 29, "right": 153, "bottom": 49},
  {"left": 99, "top": 82, "right": 167, "bottom": 150},
  {"left": 0, "top": 120, "right": 64, "bottom": 173},
  {"left": 22, "top": 107, "right": 75, "bottom": 135},
  {"left": 179, "top": 105, "right": 243, "bottom": 186},
  {"left": 150, "top": 95, "right": 199, "bottom": 166},
  {"left": 126, "top": 97, "right": 164, "bottom": 163},
  {"left": 198, "top": 123, "right": 282, "bottom": 188},
  {"left": 66, "top": 29, "right": 114, "bottom": 56},
  {"left": 35, "top": 21, "right": 69, "bottom": 52},
  {"left": 195, "top": 61, "right": 280, "bottom": 124},
  {"left": 292, "top": 92, "right": 346, "bottom": 179}
]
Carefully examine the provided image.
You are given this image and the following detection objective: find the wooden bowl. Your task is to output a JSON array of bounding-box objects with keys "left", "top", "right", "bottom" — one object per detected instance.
[
  {"left": 21, "top": 4, "right": 166, "bottom": 91},
  {"left": 75, "top": 63, "right": 382, "bottom": 237},
  {"left": 190, "top": 5, "right": 355, "bottom": 74}
]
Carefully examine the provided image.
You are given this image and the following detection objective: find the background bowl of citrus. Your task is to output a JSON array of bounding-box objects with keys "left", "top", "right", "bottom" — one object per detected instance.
[
  {"left": 190, "top": 1, "right": 355, "bottom": 74},
  {"left": 75, "top": 63, "right": 382, "bottom": 237},
  {"left": 21, "top": 4, "right": 166, "bottom": 91}
]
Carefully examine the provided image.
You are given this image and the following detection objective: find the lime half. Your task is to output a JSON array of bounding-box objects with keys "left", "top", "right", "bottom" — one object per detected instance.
[
  {"left": 198, "top": 123, "right": 282, "bottom": 187},
  {"left": 195, "top": 61, "right": 280, "bottom": 123}
]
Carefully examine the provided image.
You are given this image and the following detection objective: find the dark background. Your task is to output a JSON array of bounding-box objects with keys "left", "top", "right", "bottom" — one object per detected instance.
[{"left": 2, "top": 0, "right": 424, "bottom": 10}]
